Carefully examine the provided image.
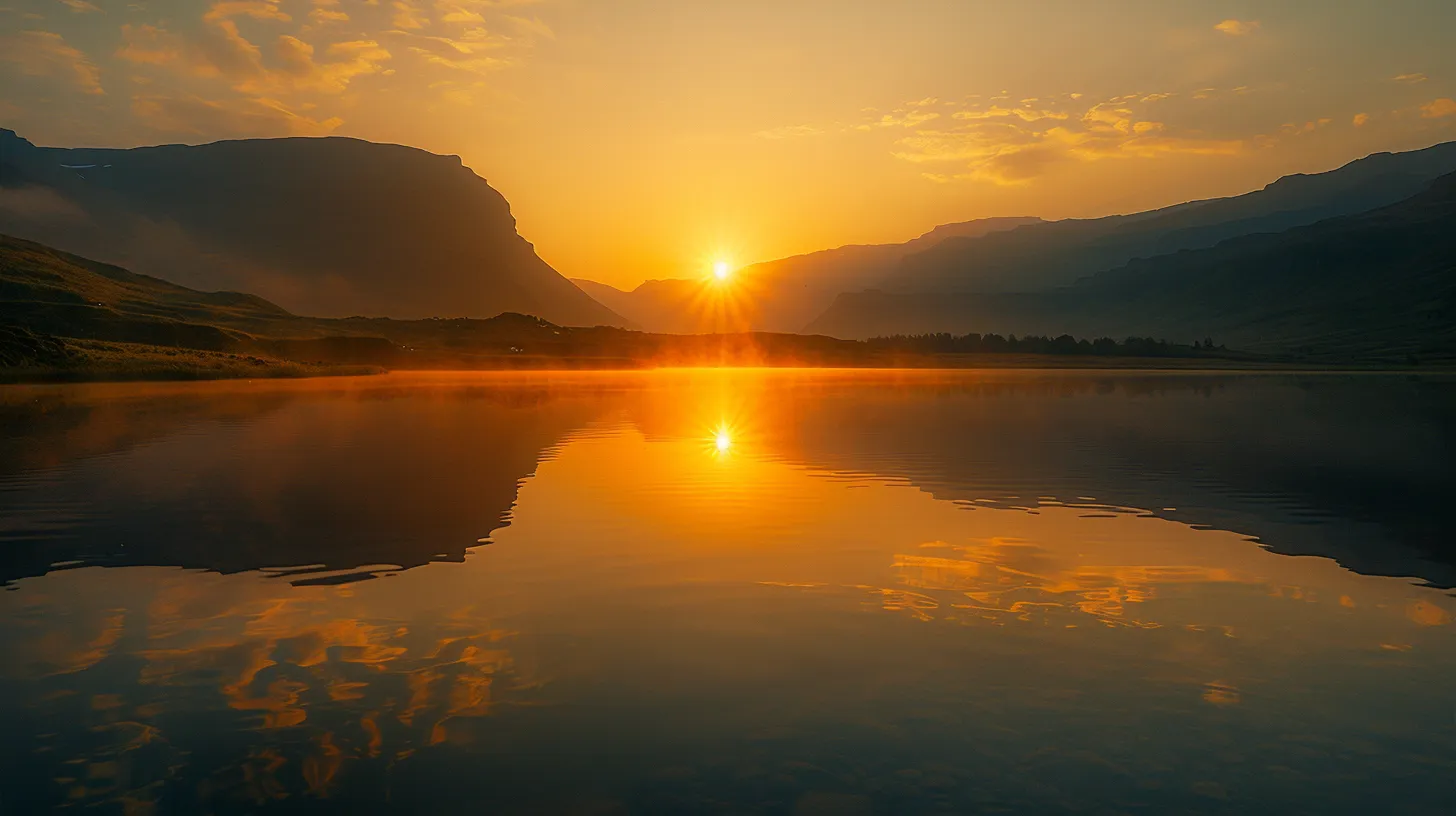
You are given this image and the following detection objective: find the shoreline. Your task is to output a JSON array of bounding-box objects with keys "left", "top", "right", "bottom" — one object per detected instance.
[{"left": 2, "top": 356, "right": 1448, "bottom": 387}]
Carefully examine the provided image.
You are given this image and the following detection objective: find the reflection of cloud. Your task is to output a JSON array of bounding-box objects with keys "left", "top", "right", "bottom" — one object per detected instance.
[
  {"left": 1420, "top": 98, "right": 1456, "bottom": 119},
  {"left": 1406, "top": 600, "right": 1450, "bottom": 626},
  {"left": 1214, "top": 19, "right": 1260, "bottom": 36},
  {"left": 892, "top": 536, "right": 1245, "bottom": 627},
  {"left": 1, "top": 30, "right": 104, "bottom": 95}
]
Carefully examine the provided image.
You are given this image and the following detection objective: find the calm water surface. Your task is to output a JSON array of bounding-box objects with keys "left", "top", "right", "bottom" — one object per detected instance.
[{"left": 1, "top": 370, "right": 1453, "bottom": 814}]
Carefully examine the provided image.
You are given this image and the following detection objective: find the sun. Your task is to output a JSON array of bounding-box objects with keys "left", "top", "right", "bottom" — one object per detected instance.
[
  {"left": 714, "top": 428, "right": 732, "bottom": 452},
  {"left": 712, "top": 260, "right": 732, "bottom": 281}
]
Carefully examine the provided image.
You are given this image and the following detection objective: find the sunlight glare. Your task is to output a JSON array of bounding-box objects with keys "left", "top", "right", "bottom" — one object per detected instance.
[
  {"left": 713, "top": 260, "right": 732, "bottom": 281},
  {"left": 715, "top": 429, "right": 732, "bottom": 452}
]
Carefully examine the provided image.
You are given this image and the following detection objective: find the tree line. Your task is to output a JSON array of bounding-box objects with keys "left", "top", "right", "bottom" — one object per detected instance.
[{"left": 864, "top": 332, "right": 1229, "bottom": 357}]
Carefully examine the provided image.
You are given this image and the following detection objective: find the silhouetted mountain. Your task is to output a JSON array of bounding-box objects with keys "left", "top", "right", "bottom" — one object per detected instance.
[
  {"left": 808, "top": 171, "right": 1456, "bottom": 361},
  {"left": 573, "top": 217, "right": 1039, "bottom": 333},
  {"left": 0, "top": 129, "right": 626, "bottom": 326},
  {"left": 890, "top": 141, "right": 1456, "bottom": 294}
]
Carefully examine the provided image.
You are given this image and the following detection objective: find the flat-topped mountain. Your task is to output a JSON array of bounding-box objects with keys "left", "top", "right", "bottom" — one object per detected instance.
[{"left": 0, "top": 129, "right": 626, "bottom": 326}]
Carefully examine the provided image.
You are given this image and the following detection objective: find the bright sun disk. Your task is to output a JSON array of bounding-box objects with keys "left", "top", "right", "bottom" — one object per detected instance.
[
  {"left": 714, "top": 429, "right": 732, "bottom": 451},
  {"left": 713, "top": 260, "right": 731, "bottom": 281}
]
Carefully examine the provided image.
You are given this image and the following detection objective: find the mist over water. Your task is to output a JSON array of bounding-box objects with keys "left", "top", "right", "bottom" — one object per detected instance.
[{"left": 1, "top": 371, "right": 1452, "bottom": 814}]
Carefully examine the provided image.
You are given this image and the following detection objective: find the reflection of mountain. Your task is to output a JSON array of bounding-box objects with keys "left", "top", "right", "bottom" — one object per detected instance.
[
  {"left": 0, "top": 380, "right": 602, "bottom": 584},
  {"left": 4, "top": 373, "right": 1452, "bottom": 590},
  {"left": 621, "top": 372, "right": 1456, "bottom": 588},
  {"left": 0, "top": 129, "right": 625, "bottom": 326}
]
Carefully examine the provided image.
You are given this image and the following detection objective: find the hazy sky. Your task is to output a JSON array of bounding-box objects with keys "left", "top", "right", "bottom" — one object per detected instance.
[{"left": 3, "top": 0, "right": 1454, "bottom": 288}]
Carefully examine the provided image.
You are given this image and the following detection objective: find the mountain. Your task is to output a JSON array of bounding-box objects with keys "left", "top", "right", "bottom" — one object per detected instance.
[
  {"left": 808, "top": 171, "right": 1456, "bottom": 361},
  {"left": 0, "top": 129, "right": 626, "bottom": 326},
  {"left": 888, "top": 141, "right": 1456, "bottom": 295},
  {"left": 573, "top": 216, "right": 1039, "bottom": 333}
]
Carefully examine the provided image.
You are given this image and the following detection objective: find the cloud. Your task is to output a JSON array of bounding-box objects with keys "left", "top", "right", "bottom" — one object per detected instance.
[
  {"left": 508, "top": 15, "right": 554, "bottom": 40},
  {"left": 952, "top": 105, "right": 1068, "bottom": 123},
  {"left": 309, "top": 8, "right": 349, "bottom": 24},
  {"left": 272, "top": 37, "right": 392, "bottom": 94},
  {"left": 204, "top": 1, "right": 290, "bottom": 24},
  {"left": 1353, "top": 112, "right": 1369, "bottom": 127},
  {"left": 436, "top": 2, "right": 484, "bottom": 24},
  {"left": 393, "top": 1, "right": 428, "bottom": 29},
  {"left": 889, "top": 97, "right": 1245, "bottom": 185},
  {"left": 1421, "top": 98, "right": 1456, "bottom": 119},
  {"left": 1279, "top": 118, "right": 1333, "bottom": 135},
  {"left": 400, "top": 26, "right": 516, "bottom": 74},
  {"left": 1214, "top": 19, "right": 1260, "bottom": 36},
  {"left": 1393, "top": 73, "right": 1428, "bottom": 84},
  {"left": 57, "top": 0, "right": 103, "bottom": 12},
  {"left": 132, "top": 93, "right": 343, "bottom": 137},
  {"left": 854, "top": 109, "right": 940, "bottom": 130},
  {"left": 0, "top": 30, "right": 104, "bottom": 94},
  {"left": 121, "top": 10, "right": 389, "bottom": 97}
]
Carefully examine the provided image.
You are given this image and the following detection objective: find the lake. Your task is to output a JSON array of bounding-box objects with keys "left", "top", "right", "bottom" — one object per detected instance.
[{"left": 1, "top": 370, "right": 1453, "bottom": 814}]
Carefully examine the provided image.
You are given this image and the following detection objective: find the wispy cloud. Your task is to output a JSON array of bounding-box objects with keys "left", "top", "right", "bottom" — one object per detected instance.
[
  {"left": 1353, "top": 112, "right": 1369, "bottom": 127},
  {"left": 760, "top": 92, "right": 1248, "bottom": 186},
  {"left": 1214, "top": 19, "right": 1260, "bottom": 36},
  {"left": 1393, "top": 72, "right": 1428, "bottom": 84},
  {"left": 57, "top": 0, "right": 103, "bottom": 13},
  {"left": 1, "top": 30, "right": 104, "bottom": 95},
  {"left": 392, "top": 1, "right": 428, "bottom": 29},
  {"left": 132, "top": 93, "right": 342, "bottom": 137}
]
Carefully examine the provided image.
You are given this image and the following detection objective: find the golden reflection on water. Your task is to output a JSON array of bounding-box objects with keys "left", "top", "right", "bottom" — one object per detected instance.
[{"left": 1, "top": 370, "right": 1454, "bottom": 811}]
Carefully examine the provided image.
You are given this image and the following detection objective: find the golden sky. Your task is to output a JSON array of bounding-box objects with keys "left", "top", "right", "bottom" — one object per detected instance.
[{"left": 2, "top": 0, "right": 1455, "bottom": 289}]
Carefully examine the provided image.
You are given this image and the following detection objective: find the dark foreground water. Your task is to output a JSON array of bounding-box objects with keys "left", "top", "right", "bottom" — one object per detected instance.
[{"left": 1, "top": 370, "right": 1453, "bottom": 815}]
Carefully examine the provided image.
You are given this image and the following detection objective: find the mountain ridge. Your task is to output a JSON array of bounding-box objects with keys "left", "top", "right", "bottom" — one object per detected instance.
[{"left": 0, "top": 129, "right": 628, "bottom": 326}]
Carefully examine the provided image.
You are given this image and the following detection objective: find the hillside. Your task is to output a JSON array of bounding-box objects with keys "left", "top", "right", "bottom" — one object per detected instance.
[
  {"left": 888, "top": 140, "right": 1456, "bottom": 295},
  {"left": 0, "top": 129, "right": 625, "bottom": 327},
  {"left": 808, "top": 172, "right": 1456, "bottom": 361}
]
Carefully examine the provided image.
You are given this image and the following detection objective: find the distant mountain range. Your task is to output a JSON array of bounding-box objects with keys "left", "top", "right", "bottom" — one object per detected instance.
[
  {"left": 2, "top": 127, "right": 1453, "bottom": 360},
  {"left": 806, "top": 142, "right": 1456, "bottom": 350},
  {"left": 574, "top": 216, "right": 1040, "bottom": 334},
  {"left": 0, "top": 129, "right": 625, "bottom": 326},
  {"left": 809, "top": 171, "right": 1456, "bottom": 359}
]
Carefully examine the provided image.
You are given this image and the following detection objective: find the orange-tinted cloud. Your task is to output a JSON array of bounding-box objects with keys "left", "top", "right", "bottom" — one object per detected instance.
[
  {"left": 1420, "top": 98, "right": 1456, "bottom": 119},
  {"left": 1353, "top": 112, "right": 1370, "bottom": 127},
  {"left": 890, "top": 96, "right": 1245, "bottom": 185},
  {"left": 1393, "top": 72, "right": 1428, "bottom": 83},
  {"left": 1, "top": 30, "right": 104, "bottom": 95},
  {"left": 131, "top": 93, "right": 343, "bottom": 137},
  {"left": 1214, "top": 19, "right": 1260, "bottom": 36}
]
